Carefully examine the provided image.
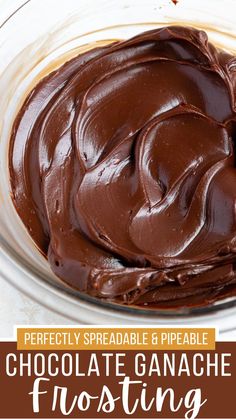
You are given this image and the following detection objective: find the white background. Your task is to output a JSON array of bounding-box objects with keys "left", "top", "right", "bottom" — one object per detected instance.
[{"left": 0, "top": 280, "right": 72, "bottom": 338}]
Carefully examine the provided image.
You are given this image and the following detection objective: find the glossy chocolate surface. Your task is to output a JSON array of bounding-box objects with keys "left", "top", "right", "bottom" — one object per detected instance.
[{"left": 9, "top": 26, "right": 236, "bottom": 308}]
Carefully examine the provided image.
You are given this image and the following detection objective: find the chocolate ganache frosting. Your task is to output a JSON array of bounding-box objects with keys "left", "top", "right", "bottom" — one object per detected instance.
[{"left": 9, "top": 26, "right": 236, "bottom": 308}]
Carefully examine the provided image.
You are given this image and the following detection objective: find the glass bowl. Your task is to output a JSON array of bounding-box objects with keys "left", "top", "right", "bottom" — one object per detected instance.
[{"left": 1, "top": 0, "right": 236, "bottom": 333}]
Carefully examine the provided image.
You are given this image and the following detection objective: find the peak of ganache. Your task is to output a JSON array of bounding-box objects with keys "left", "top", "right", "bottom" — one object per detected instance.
[{"left": 10, "top": 26, "right": 236, "bottom": 308}]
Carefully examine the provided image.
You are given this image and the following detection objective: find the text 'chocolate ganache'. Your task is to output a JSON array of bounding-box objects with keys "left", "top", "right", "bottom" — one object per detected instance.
[{"left": 10, "top": 26, "right": 236, "bottom": 308}]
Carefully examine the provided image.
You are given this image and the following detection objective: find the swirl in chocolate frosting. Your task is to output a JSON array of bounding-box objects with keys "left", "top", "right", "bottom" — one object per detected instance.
[{"left": 9, "top": 26, "right": 236, "bottom": 308}]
